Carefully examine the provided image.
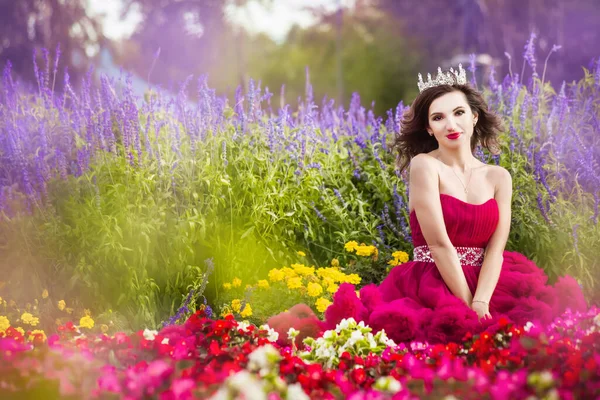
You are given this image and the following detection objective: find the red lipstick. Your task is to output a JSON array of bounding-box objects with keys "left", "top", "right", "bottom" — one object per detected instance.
[{"left": 446, "top": 132, "right": 461, "bottom": 140}]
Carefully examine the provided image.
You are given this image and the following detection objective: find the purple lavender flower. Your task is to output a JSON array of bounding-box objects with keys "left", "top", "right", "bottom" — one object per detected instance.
[
  {"left": 468, "top": 53, "right": 477, "bottom": 87},
  {"left": 522, "top": 32, "right": 538, "bottom": 81},
  {"left": 311, "top": 203, "right": 327, "bottom": 222}
]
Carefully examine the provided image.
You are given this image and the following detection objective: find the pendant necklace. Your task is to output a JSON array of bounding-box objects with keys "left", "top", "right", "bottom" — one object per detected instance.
[{"left": 437, "top": 155, "right": 473, "bottom": 195}]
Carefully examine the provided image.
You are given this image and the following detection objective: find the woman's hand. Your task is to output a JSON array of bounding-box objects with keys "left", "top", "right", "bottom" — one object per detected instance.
[{"left": 471, "top": 301, "right": 492, "bottom": 321}]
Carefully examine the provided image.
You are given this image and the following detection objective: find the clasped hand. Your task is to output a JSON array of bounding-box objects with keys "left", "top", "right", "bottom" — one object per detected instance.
[{"left": 471, "top": 301, "right": 492, "bottom": 321}]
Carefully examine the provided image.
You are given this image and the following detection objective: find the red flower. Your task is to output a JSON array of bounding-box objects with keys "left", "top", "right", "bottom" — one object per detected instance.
[{"left": 350, "top": 367, "right": 367, "bottom": 384}]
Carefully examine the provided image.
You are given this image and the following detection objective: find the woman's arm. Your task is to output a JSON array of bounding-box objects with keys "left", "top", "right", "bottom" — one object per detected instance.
[
  {"left": 473, "top": 167, "right": 513, "bottom": 304},
  {"left": 409, "top": 154, "right": 473, "bottom": 305}
]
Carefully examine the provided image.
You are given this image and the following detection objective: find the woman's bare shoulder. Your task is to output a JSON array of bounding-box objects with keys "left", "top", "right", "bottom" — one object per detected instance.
[
  {"left": 410, "top": 152, "right": 439, "bottom": 170},
  {"left": 485, "top": 165, "right": 512, "bottom": 192}
]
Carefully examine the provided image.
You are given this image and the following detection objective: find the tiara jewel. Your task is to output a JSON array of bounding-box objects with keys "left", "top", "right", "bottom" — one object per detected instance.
[{"left": 417, "top": 64, "right": 467, "bottom": 93}]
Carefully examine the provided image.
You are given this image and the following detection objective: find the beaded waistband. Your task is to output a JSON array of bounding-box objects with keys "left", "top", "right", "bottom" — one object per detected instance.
[{"left": 413, "top": 245, "right": 485, "bottom": 267}]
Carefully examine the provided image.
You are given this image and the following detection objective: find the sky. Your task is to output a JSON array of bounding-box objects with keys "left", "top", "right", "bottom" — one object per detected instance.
[{"left": 88, "top": 0, "right": 356, "bottom": 43}]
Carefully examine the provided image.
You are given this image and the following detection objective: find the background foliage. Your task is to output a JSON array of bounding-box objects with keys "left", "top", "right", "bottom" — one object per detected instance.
[{"left": 0, "top": 39, "right": 599, "bottom": 329}]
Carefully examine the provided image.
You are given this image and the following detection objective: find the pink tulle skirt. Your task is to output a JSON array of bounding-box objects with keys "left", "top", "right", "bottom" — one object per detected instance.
[{"left": 318, "top": 250, "right": 588, "bottom": 345}]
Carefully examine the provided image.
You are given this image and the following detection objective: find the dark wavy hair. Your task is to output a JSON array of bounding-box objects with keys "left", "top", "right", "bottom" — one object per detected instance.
[{"left": 392, "top": 84, "right": 503, "bottom": 173}]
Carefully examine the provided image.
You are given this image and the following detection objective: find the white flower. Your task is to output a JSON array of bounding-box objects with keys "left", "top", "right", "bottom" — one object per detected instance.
[
  {"left": 248, "top": 344, "right": 281, "bottom": 376},
  {"left": 286, "top": 383, "right": 310, "bottom": 400},
  {"left": 287, "top": 327, "right": 300, "bottom": 340},
  {"left": 161, "top": 338, "right": 170, "bottom": 345},
  {"left": 539, "top": 370, "right": 554, "bottom": 385},
  {"left": 143, "top": 329, "right": 158, "bottom": 341},
  {"left": 323, "top": 330, "right": 334, "bottom": 340},
  {"left": 237, "top": 321, "right": 251, "bottom": 333},
  {"left": 593, "top": 313, "right": 600, "bottom": 328},
  {"left": 315, "top": 344, "right": 334, "bottom": 359},
  {"left": 524, "top": 321, "right": 535, "bottom": 332},
  {"left": 337, "top": 318, "right": 355, "bottom": 331},
  {"left": 350, "top": 330, "right": 364, "bottom": 342},
  {"left": 374, "top": 376, "right": 402, "bottom": 393},
  {"left": 259, "top": 324, "right": 280, "bottom": 342},
  {"left": 223, "top": 371, "right": 266, "bottom": 400},
  {"left": 368, "top": 336, "right": 378, "bottom": 349}
]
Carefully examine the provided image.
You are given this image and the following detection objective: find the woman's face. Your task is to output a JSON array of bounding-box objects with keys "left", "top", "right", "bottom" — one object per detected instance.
[{"left": 426, "top": 91, "right": 478, "bottom": 148}]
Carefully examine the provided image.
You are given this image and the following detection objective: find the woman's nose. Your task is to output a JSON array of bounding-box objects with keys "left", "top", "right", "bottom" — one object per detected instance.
[{"left": 446, "top": 117, "right": 458, "bottom": 131}]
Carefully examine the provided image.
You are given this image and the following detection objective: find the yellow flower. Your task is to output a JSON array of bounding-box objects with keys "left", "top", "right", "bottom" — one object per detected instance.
[
  {"left": 79, "top": 315, "right": 95, "bottom": 329},
  {"left": 392, "top": 251, "right": 409, "bottom": 264},
  {"left": 231, "top": 299, "right": 242, "bottom": 313},
  {"left": 240, "top": 303, "right": 253, "bottom": 318},
  {"left": 315, "top": 298, "right": 332, "bottom": 313},
  {"left": 0, "top": 316, "right": 10, "bottom": 332},
  {"left": 344, "top": 241, "right": 359, "bottom": 253},
  {"left": 330, "top": 258, "right": 340, "bottom": 268},
  {"left": 15, "top": 327, "right": 25, "bottom": 336},
  {"left": 297, "top": 251, "right": 306, "bottom": 257},
  {"left": 42, "top": 289, "right": 49, "bottom": 299},
  {"left": 21, "top": 312, "right": 39, "bottom": 327},
  {"left": 346, "top": 274, "right": 361, "bottom": 285},
  {"left": 307, "top": 282, "right": 323, "bottom": 297},
  {"left": 66, "top": 308, "right": 74, "bottom": 314},
  {"left": 0, "top": 296, "right": 2, "bottom": 304},
  {"left": 28, "top": 330, "right": 46, "bottom": 342},
  {"left": 220, "top": 306, "right": 232, "bottom": 317},
  {"left": 355, "top": 244, "right": 377, "bottom": 257},
  {"left": 292, "top": 263, "right": 315, "bottom": 276},
  {"left": 57, "top": 300, "right": 66, "bottom": 311},
  {"left": 268, "top": 268, "right": 285, "bottom": 282},
  {"left": 287, "top": 277, "right": 303, "bottom": 290},
  {"left": 83, "top": 309, "right": 91, "bottom": 316},
  {"left": 232, "top": 278, "right": 242, "bottom": 288},
  {"left": 100, "top": 324, "right": 109, "bottom": 333},
  {"left": 281, "top": 267, "right": 297, "bottom": 278},
  {"left": 257, "top": 280, "right": 269, "bottom": 289},
  {"left": 223, "top": 283, "right": 232, "bottom": 290},
  {"left": 327, "top": 283, "right": 339, "bottom": 293}
]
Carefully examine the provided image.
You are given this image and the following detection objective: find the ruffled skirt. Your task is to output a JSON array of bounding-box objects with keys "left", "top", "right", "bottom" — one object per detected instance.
[{"left": 320, "top": 251, "right": 588, "bottom": 344}]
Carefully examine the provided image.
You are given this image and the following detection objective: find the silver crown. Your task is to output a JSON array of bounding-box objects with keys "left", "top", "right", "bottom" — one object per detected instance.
[{"left": 417, "top": 64, "right": 467, "bottom": 93}]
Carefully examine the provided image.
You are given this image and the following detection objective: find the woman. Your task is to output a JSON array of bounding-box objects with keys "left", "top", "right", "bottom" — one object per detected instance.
[{"left": 268, "top": 65, "right": 588, "bottom": 345}]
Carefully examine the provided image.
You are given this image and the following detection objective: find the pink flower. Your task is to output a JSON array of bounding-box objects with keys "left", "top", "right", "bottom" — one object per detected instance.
[
  {"left": 159, "top": 378, "right": 195, "bottom": 400},
  {"left": 97, "top": 366, "right": 121, "bottom": 393},
  {"left": 147, "top": 359, "right": 174, "bottom": 381}
]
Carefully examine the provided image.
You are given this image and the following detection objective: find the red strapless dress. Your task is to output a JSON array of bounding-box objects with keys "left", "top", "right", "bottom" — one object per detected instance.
[{"left": 315, "top": 193, "right": 588, "bottom": 344}]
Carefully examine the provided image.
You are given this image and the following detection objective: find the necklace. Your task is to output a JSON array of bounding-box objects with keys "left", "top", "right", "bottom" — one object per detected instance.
[{"left": 436, "top": 155, "right": 473, "bottom": 195}]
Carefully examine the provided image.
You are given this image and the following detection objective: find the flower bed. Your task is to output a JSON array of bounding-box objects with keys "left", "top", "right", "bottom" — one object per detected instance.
[{"left": 1, "top": 306, "right": 598, "bottom": 399}]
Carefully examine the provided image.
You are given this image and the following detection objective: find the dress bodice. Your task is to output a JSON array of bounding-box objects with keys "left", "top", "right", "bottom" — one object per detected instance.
[{"left": 409, "top": 193, "right": 499, "bottom": 248}]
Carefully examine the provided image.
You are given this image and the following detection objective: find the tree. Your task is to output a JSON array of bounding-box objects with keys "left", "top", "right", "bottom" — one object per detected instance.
[
  {"left": 117, "top": 0, "right": 232, "bottom": 88},
  {"left": 252, "top": 6, "right": 423, "bottom": 115},
  {"left": 0, "top": 0, "right": 103, "bottom": 85}
]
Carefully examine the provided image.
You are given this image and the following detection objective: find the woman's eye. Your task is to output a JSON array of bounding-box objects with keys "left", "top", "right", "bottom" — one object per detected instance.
[
  {"left": 456, "top": 110, "right": 465, "bottom": 115},
  {"left": 432, "top": 116, "right": 442, "bottom": 121}
]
